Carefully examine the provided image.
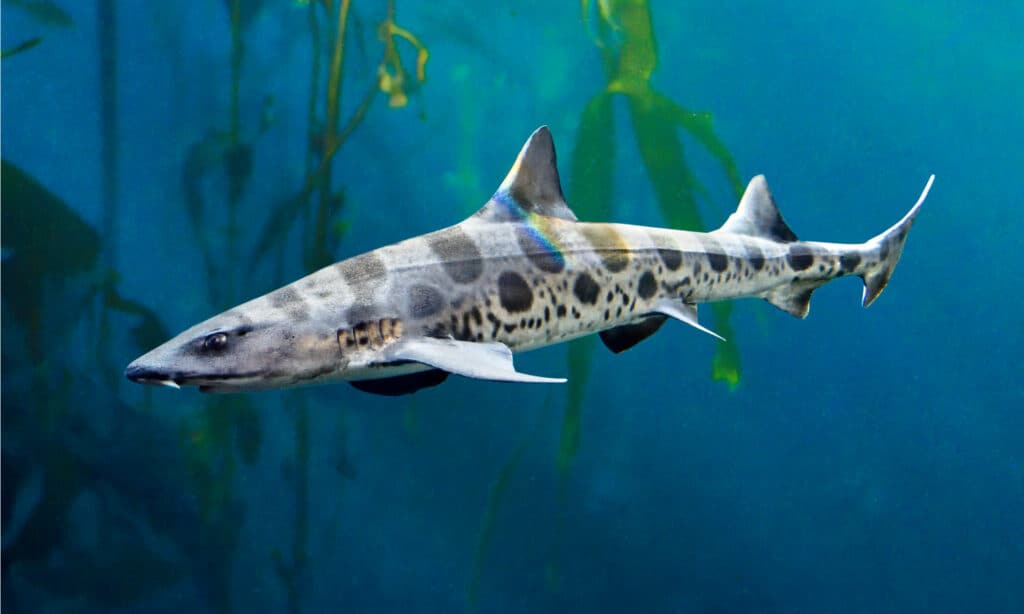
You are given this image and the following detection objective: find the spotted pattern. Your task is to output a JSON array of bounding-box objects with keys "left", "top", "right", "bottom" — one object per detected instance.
[
  {"left": 573, "top": 272, "right": 601, "bottom": 305},
  {"left": 336, "top": 251, "right": 386, "bottom": 289},
  {"left": 427, "top": 227, "right": 484, "bottom": 283},
  {"left": 580, "top": 225, "right": 630, "bottom": 272},
  {"left": 408, "top": 284, "right": 444, "bottom": 318},
  {"left": 658, "top": 248, "right": 683, "bottom": 271},
  {"left": 266, "top": 286, "right": 311, "bottom": 321},
  {"left": 337, "top": 318, "right": 403, "bottom": 352},
  {"left": 637, "top": 271, "right": 657, "bottom": 300},
  {"left": 746, "top": 246, "right": 766, "bottom": 271},
  {"left": 268, "top": 287, "right": 302, "bottom": 308},
  {"left": 707, "top": 252, "right": 729, "bottom": 273},
  {"left": 787, "top": 244, "right": 815, "bottom": 271},
  {"left": 839, "top": 253, "right": 861, "bottom": 274},
  {"left": 498, "top": 271, "right": 533, "bottom": 312}
]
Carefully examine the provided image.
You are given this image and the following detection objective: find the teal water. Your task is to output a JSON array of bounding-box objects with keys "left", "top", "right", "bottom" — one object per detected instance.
[{"left": 3, "top": 2, "right": 1022, "bottom": 612}]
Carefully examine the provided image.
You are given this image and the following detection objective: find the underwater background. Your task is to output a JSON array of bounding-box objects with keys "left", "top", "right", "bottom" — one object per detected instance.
[{"left": 3, "top": 1, "right": 1022, "bottom": 612}]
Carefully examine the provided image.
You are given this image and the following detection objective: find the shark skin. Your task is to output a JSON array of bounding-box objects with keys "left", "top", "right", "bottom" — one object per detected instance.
[{"left": 125, "top": 126, "right": 933, "bottom": 395}]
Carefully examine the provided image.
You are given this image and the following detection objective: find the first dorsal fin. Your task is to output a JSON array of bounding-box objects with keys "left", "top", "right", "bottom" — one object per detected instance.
[
  {"left": 716, "top": 175, "right": 798, "bottom": 242},
  {"left": 476, "top": 126, "right": 578, "bottom": 222}
]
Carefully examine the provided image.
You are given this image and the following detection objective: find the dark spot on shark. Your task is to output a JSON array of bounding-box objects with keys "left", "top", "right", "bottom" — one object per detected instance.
[
  {"left": 787, "top": 245, "right": 814, "bottom": 271},
  {"left": 516, "top": 226, "right": 565, "bottom": 273},
  {"left": 346, "top": 303, "right": 378, "bottom": 325},
  {"left": 556, "top": 305, "right": 567, "bottom": 318},
  {"left": 503, "top": 323, "right": 518, "bottom": 333},
  {"left": 573, "top": 272, "right": 600, "bottom": 305},
  {"left": 428, "top": 226, "right": 483, "bottom": 283},
  {"left": 658, "top": 248, "right": 683, "bottom": 271},
  {"left": 580, "top": 225, "right": 630, "bottom": 272},
  {"left": 486, "top": 311, "right": 500, "bottom": 337},
  {"left": 749, "top": 251, "right": 765, "bottom": 271},
  {"left": 336, "top": 251, "right": 386, "bottom": 291},
  {"left": 498, "top": 271, "right": 533, "bottom": 312},
  {"left": 287, "top": 305, "right": 311, "bottom": 322},
  {"left": 459, "top": 312, "right": 474, "bottom": 340},
  {"left": 355, "top": 324, "right": 370, "bottom": 346},
  {"left": 839, "top": 253, "right": 861, "bottom": 275},
  {"left": 337, "top": 329, "right": 357, "bottom": 349},
  {"left": 471, "top": 306, "right": 483, "bottom": 326},
  {"left": 268, "top": 286, "right": 304, "bottom": 309},
  {"left": 606, "top": 290, "right": 614, "bottom": 303},
  {"left": 707, "top": 252, "right": 728, "bottom": 273},
  {"left": 637, "top": 271, "right": 657, "bottom": 300},
  {"left": 408, "top": 284, "right": 444, "bottom": 318}
]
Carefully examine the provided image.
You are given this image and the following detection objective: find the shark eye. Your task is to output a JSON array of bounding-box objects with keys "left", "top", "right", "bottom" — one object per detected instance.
[{"left": 202, "top": 332, "right": 229, "bottom": 352}]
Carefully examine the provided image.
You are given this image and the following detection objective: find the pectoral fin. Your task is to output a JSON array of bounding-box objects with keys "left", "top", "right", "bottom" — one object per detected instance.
[
  {"left": 389, "top": 337, "right": 566, "bottom": 384},
  {"left": 653, "top": 300, "right": 726, "bottom": 341}
]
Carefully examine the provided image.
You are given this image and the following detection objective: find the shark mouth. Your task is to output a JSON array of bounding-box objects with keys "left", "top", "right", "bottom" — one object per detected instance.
[
  {"left": 123, "top": 364, "right": 266, "bottom": 391},
  {"left": 124, "top": 365, "right": 183, "bottom": 389}
]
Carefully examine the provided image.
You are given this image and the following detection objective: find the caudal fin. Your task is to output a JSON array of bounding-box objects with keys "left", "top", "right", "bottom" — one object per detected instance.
[{"left": 861, "top": 175, "right": 934, "bottom": 306}]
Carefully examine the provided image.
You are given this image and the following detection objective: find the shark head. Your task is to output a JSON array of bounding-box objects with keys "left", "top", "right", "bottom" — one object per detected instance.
[{"left": 125, "top": 306, "right": 344, "bottom": 393}]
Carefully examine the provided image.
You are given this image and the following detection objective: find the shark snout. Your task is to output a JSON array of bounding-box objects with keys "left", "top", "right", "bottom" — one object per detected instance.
[{"left": 124, "top": 361, "right": 183, "bottom": 389}]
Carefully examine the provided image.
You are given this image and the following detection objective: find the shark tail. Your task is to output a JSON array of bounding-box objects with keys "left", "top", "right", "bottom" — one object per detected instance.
[{"left": 860, "top": 174, "right": 934, "bottom": 307}]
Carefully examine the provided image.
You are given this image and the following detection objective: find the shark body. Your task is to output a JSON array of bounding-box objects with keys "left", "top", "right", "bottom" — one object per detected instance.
[{"left": 126, "top": 127, "right": 932, "bottom": 395}]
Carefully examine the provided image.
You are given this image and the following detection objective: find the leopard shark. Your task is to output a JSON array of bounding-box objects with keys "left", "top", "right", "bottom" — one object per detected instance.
[{"left": 125, "top": 126, "right": 933, "bottom": 395}]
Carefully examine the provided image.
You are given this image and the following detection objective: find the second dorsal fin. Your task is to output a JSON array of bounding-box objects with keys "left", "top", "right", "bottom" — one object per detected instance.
[
  {"left": 476, "top": 126, "right": 578, "bottom": 222},
  {"left": 716, "top": 175, "right": 798, "bottom": 242}
]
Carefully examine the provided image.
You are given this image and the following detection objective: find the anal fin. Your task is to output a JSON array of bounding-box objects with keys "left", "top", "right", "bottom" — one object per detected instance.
[
  {"left": 599, "top": 315, "right": 668, "bottom": 354},
  {"left": 653, "top": 300, "right": 725, "bottom": 341},
  {"left": 388, "top": 337, "right": 565, "bottom": 384},
  {"left": 764, "top": 280, "right": 826, "bottom": 318}
]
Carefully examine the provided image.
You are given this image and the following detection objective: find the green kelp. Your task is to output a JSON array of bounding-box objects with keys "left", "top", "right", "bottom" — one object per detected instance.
[
  {"left": 468, "top": 442, "right": 528, "bottom": 609},
  {"left": 251, "top": 0, "right": 429, "bottom": 273},
  {"left": 559, "top": 91, "right": 615, "bottom": 475},
  {"left": 7, "top": 0, "right": 73, "bottom": 28},
  {"left": 231, "top": 4, "right": 431, "bottom": 612},
  {"left": 559, "top": 0, "right": 746, "bottom": 474},
  {"left": 1, "top": 37, "right": 43, "bottom": 59},
  {"left": 539, "top": 0, "right": 746, "bottom": 593}
]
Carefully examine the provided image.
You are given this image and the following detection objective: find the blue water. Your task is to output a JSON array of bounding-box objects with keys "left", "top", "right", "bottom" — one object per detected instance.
[{"left": 3, "top": 2, "right": 1022, "bottom": 612}]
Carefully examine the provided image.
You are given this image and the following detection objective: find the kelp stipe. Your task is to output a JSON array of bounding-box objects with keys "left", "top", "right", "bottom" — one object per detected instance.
[{"left": 558, "top": 0, "right": 746, "bottom": 475}]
